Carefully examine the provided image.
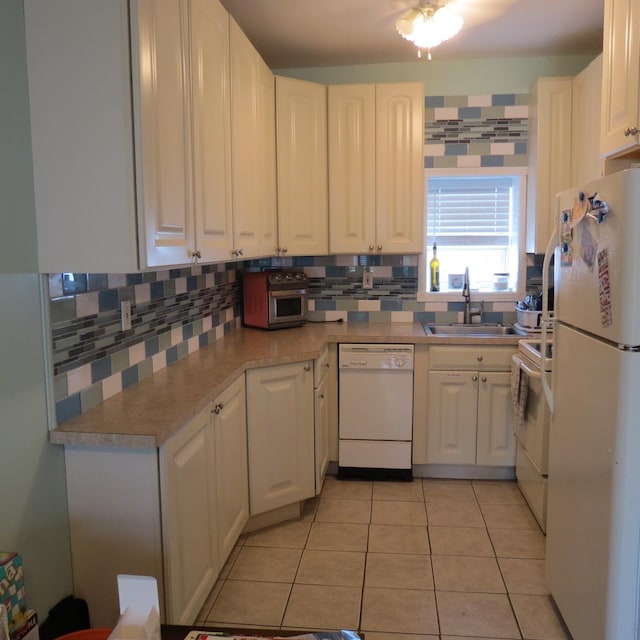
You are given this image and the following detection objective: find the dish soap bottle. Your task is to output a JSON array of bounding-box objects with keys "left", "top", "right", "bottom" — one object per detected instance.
[{"left": 429, "top": 242, "right": 440, "bottom": 292}]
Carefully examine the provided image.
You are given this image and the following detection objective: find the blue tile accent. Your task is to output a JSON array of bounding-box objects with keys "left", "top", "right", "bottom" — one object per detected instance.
[
  {"left": 187, "top": 276, "right": 198, "bottom": 292},
  {"left": 199, "top": 333, "right": 209, "bottom": 348},
  {"left": 91, "top": 357, "right": 112, "bottom": 383},
  {"left": 426, "top": 96, "right": 445, "bottom": 108},
  {"left": 392, "top": 266, "right": 417, "bottom": 278},
  {"left": 145, "top": 336, "right": 159, "bottom": 357},
  {"left": 98, "top": 289, "right": 119, "bottom": 312},
  {"left": 150, "top": 281, "right": 165, "bottom": 300},
  {"left": 183, "top": 324, "right": 194, "bottom": 340},
  {"left": 166, "top": 345, "right": 178, "bottom": 365},
  {"left": 424, "top": 157, "right": 435, "bottom": 169},
  {"left": 381, "top": 299, "right": 402, "bottom": 311},
  {"left": 492, "top": 94, "right": 516, "bottom": 106},
  {"left": 412, "top": 311, "right": 436, "bottom": 323},
  {"left": 358, "top": 255, "right": 381, "bottom": 266},
  {"left": 62, "top": 273, "right": 88, "bottom": 295},
  {"left": 325, "top": 266, "right": 346, "bottom": 278},
  {"left": 347, "top": 311, "right": 369, "bottom": 322},
  {"left": 122, "top": 365, "right": 139, "bottom": 389},
  {"left": 55, "top": 393, "right": 82, "bottom": 424},
  {"left": 515, "top": 141, "right": 528, "bottom": 155},
  {"left": 445, "top": 143, "right": 468, "bottom": 156},
  {"left": 314, "top": 299, "right": 337, "bottom": 311},
  {"left": 481, "top": 155, "right": 505, "bottom": 167},
  {"left": 126, "top": 273, "right": 143, "bottom": 285},
  {"left": 459, "top": 107, "right": 481, "bottom": 119},
  {"left": 87, "top": 274, "right": 108, "bottom": 291},
  {"left": 293, "top": 256, "right": 315, "bottom": 266}
]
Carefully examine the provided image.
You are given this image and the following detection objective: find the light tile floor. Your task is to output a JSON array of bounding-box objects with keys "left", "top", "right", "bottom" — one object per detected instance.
[{"left": 197, "top": 477, "right": 572, "bottom": 640}]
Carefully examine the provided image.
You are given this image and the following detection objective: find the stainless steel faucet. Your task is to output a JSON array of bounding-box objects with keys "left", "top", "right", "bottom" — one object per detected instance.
[{"left": 462, "top": 267, "right": 483, "bottom": 323}]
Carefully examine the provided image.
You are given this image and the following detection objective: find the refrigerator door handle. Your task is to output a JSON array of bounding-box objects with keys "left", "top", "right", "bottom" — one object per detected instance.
[{"left": 541, "top": 227, "right": 557, "bottom": 413}]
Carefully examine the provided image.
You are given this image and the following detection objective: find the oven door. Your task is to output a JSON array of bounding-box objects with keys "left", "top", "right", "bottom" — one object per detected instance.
[
  {"left": 268, "top": 289, "right": 308, "bottom": 327},
  {"left": 512, "top": 353, "right": 551, "bottom": 475}
]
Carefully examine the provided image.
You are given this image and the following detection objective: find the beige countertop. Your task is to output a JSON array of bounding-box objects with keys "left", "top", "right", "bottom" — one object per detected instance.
[{"left": 50, "top": 322, "right": 525, "bottom": 449}]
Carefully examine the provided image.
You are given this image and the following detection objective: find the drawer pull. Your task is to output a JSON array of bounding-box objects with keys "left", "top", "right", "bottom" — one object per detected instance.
[
  {"left": 213, "top": 403, "right": 224, "bottom": 414},
  {"left": 477, "top": 355, "right": 483, "bottom": 362},
  {"left": 624, "top": 126, "right": 639, "bottom": 137}
]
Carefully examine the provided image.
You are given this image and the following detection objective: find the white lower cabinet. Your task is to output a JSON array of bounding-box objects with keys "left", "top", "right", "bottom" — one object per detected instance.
[
  {"left": 314, "top": 348, "right": 331, "bottom": 494},
  {"left": 160, "top": 406, "right": 219, "bottom": 624},
  {"left": 246, "top": 361, "right": 315, "bottom": 515},
  {"left": 426, "top": 347, "right": 515, "bottom": 467},
  {"left": 211, "top": 375, "right": 249, "bottom": 566}
]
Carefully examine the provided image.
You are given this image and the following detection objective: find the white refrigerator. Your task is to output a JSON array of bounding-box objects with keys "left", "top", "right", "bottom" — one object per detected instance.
[{"left": 545, "top": 168, "right": 640, "bottom": 640}]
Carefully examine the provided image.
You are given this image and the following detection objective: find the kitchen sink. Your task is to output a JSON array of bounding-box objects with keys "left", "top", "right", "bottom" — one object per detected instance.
[{"left": 423, "top": 323, "right": 528, "bottom": 337}]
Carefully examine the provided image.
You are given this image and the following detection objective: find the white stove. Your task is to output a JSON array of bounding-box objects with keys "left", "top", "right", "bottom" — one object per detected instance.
[{"left": 513, "top": 337, "right": 553, "bottom": 531}]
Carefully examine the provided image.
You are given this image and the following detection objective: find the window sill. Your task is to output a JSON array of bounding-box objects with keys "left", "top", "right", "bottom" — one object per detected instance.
[{"left": 417, "top": 290, "right": 524, "bottom": 304}]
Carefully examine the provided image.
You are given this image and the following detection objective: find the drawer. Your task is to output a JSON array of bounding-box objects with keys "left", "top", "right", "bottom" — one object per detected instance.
[
  {"left": 314, "top": 347, "right": 330, "bottom": 387},
  {"left": 429, "top": 345, "right": 515, "bottom": 371}
]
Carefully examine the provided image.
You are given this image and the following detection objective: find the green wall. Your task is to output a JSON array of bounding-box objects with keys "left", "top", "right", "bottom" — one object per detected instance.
[
  {"left": 275, "top": 54, "right": 597, "bottom": 94},
  {"left": 0, "top": 0, "right": 39, "bottom": 273},
  {"left": 0, "top": 0, "right": 73, "bottom": 621}
]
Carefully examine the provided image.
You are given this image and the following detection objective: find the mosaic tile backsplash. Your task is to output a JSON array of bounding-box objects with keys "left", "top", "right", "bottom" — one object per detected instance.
[
  {"left": 425, "top": 94, "right": 528, "bottom": 169},
  {"left": 50, "top": 92, "right": 532, "bottom": 425}
]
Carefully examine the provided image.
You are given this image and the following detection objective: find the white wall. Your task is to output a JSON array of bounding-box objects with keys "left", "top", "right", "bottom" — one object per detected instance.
[
  {"left": 275, "top": 53, "right": 597, "bottom": 94},
  {"left": 0, "top": 0, "right": 73, "bottom": 621}
]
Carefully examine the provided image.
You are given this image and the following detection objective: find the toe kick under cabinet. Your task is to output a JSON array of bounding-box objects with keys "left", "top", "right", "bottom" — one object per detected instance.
[{"left": 425, "top": 345, "right": 516, "bottom": 470}]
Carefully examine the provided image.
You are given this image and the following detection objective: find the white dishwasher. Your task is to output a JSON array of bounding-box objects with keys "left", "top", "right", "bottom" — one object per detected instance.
[{"left": 338, "top": 343, "right": 414, "bottom": 480}]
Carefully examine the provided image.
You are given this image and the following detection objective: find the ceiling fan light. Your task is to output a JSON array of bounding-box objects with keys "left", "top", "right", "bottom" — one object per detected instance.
[{"left": 395, "top": 2, "right": 463, "bottom": 58}]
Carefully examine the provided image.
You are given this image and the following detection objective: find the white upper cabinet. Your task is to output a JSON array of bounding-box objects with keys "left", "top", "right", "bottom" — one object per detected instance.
[
  {"left": 572, "top": 55, "right": 604, "bottom": 186},
  {"left": 526, "top": 77, "right": 573, "bottom": 254},
  {"left": 189, "top": 0, "right": 234, "bottom": 264},
  {"left": 601, "top": 0, "right": 640, "bottom": 158},
  {"left": 24, "top": 0, "right": 272, "bottom": 272},
  {"left": 375, "top": 83, "right": 425, "bottom": 254},
  {"left": 328, "top": 83, "right": 424, "bottom": 254},
  {"left": 276, "top": 77, "right": 329, "bottom": 256},
  {"left": 230, "top": 20, "right": 278, "bottom": 260}
]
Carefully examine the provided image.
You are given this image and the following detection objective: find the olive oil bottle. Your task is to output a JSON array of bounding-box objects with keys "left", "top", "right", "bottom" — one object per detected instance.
[{"left": 429, "top": 242, "right": 440, "bottom": 292}]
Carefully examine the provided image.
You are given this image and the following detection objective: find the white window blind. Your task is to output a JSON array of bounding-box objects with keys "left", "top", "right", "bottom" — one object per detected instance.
[{"left": 427, "top": 176, "right": 517, "bottom": 247}]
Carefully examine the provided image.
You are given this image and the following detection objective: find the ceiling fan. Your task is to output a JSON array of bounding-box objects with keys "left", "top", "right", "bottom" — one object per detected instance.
[{"left": 393, "top": 0, "right": 517, "bottom": 59}]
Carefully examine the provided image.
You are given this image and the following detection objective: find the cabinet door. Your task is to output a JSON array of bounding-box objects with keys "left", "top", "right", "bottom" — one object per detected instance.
[
  {"left": 160, "top": 406, "right": 218, "bottom": 624},
  {"left": 601, "top": 0, "right": 640, "bottom": 157},
  {"left": 572, "top": 55, "right": 603, "bottom": 186},
  {"left": 314, "top": 372, "right": 330, "bottom": 494},
  {"left": 525, "top": 77, "right": 573, "bottom": 253},
  {"left": 246, "top": 361, "right": 315, "bottom": 514},
  {"left": 135, "top": 0, "right": 195, "bottom": 267},
  {"left": 231, "top": 20, "right": 277, "bottom": 259},
  {"left": 427, "top": 371, "right": 477, "bottom": 465},
  {"left": 212, "top": 375, "right": 249, "bottom": 566},
  {"left": 375, "top": 83, "right": 425, "bottom": 254},
  {"left": 276, "top": 77, "right": 329, "bottom": 256},
  {"left": 328, "top": 84, "right": 376, "bottom": 253},
  {"left": 190, "top": 0, "right": 234, "bottom": 263},
  {"left": 476, "top": 372, "right": 515, "bottom": 466}
]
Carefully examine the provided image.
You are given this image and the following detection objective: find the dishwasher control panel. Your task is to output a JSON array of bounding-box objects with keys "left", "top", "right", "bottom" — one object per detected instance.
[{"left": 338, "top": 344, "right": 414, "bottom": 370}]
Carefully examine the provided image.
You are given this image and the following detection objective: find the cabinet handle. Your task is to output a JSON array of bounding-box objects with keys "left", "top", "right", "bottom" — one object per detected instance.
[
  {"left": 319, "top": 393, "right": 325, "bottom": 400},
  {"left": 325, "top": 363, "right": 330, "bottom": 368},
  {"left": 191, "top": 249, "right": 202, "bottom": 259},
  {"left": 624, "top": 126, "right": 639, "bottom": 137},
  {"left": 231, "top": 249, "right": 237, "bottom": 257},
  {"left": 369, "top": 244, "right": 375, "bottom": 251},
  {"left": 472, "top": 375, "right": 478, "bottom": 382},
  {"left": 213, "top": 402, "right": 224, "bottom": 415},
  {"left": 281, "top": 247, "right": 288, "bottom": 254},
  {"left": 377, "top": 244, "right": 383, "bottom": 251},
  {"left": 238, "top": 248, "right": 244, "bottom": 256},
  {"left": 304, "top": 365, "right": 311, "bottom": 372},
  {"left": 477, "top": 355, "right": 483, "bottom": 361},
  {"left": 481, "top": 376, "right": 487, "bottom": 383}
]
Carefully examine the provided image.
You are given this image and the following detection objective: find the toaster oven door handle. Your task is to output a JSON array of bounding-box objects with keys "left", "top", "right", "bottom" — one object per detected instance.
[{"left": 270, "top": 288, "right": 308, "bottom": 297}]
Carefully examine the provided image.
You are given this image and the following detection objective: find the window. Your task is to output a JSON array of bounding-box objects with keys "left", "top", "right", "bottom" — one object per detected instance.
[{"left": 419, "top": 168, "right": 526, "bottom": 299}]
